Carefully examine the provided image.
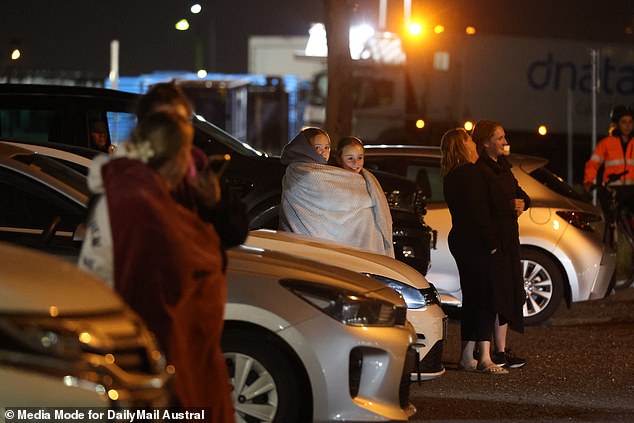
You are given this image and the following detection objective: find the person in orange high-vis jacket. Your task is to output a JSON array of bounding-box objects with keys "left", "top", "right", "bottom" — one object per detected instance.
[{"left": 584, "top": 105, "right": 634, "bottom": 192}]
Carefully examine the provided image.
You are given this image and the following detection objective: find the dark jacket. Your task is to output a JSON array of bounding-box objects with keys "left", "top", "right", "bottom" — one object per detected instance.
[
  {"left": 444, "top": 163, "right": 501, "bottom": 329},
  {"left": 476, "top": 155, "right": 530, "bottom": 333}
]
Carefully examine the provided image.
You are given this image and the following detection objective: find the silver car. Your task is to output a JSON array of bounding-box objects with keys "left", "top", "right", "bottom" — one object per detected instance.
[
  {"left": 0, "top": 241, "right": 170, "bottom": 407},
  {"left": 246, "top": 229, "right": 447, "bottom": 381},
  {"left": 364, "top": 145, "right": 617, "bottom": 325},
  {"left": 0, "top": 142, "right": 418, "bottom": 422}
]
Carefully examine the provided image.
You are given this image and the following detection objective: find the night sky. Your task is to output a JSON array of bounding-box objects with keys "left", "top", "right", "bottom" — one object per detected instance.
[{"left": 2, "top": 0, "right": 633, "bottom": 78}]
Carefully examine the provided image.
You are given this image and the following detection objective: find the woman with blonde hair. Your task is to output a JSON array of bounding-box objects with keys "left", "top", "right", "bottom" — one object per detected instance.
[
  {"left": 80, "top": 111, "right": 235, "bottom": 421},
  {"left": 441, "top": 128, "right": 508, "bottom": 374}
]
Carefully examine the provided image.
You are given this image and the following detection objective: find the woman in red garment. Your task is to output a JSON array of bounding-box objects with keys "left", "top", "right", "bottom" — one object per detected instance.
[{"left": 82, "top": 110, "right": 234, "bottom": 421}]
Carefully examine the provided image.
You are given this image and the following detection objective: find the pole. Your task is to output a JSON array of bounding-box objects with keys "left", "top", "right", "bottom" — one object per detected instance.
[
  {"left": 567, "top": 88, "right": 573, "bottom": 184},
  {"left": 404, "top": 0, "right": 412, "bottom": 24},
  {"left": 590, "top": 48, "right": 600, "bottom": 204},
  {"left": 109, "top": 39, "right": 119, "bottom": 90},
  {"left": 379, "top": 0, "right": 387, "bottom": 31}
]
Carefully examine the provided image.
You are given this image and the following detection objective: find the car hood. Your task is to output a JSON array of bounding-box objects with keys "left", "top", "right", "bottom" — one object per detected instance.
[
  {"left": 0, "top": 242, "right": 123, "bottom": 315},
  {"left": 227, "top": 245, "right": 406, "bottom": 306},
  {"left": 245, "top": 229, "right": 430, "bottom": 290}
]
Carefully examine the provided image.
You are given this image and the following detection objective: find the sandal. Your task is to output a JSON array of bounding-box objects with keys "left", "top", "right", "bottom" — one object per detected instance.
[{"left": 476, "top": 364, "right": 509, "bottom": 375}]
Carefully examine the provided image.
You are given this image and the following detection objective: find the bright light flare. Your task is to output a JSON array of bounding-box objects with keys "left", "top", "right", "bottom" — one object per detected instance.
[
  {"left": 416, "top": 119, "right": 425, "bottom": 129},
  {"left": 538, "top": 125, "right": 548, "bottom": 136},
  {"left": 434, "top": 25, "right": 445, "bottom": 34},
  {"left": 175, "top": 19, "right": 190, "bottom": 31},
  {"left": 190, "top": 3, "right": 202, "bottom": 14},
  {"left": 464, "top": 121, "right": 474, "bottom": 131},
  {"left": 465, "top": 26, "right": 476, "bottom": 35},
  {"left": 407, "top": 21, "right": 423, "bottom": 36},
  {"left": 11, "top": 49, "right": 20, "bottom": 60},
  {"left": 197, "top": 69, "right": 208, "bottom": 78}
]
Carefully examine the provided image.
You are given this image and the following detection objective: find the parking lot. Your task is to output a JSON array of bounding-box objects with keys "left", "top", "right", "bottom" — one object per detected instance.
[{"left": 410, "top": 286, "right": 634, "bottom": 422}]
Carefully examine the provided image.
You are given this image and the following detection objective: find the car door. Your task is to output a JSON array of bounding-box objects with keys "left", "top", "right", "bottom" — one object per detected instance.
[{"left": 0, "top": 165, "right": 85, "bottom": 259}]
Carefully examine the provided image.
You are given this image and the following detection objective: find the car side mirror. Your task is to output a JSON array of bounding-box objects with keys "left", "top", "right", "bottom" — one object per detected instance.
[{"left": 73, "top": 223, "right": 86, "bottom": 242}]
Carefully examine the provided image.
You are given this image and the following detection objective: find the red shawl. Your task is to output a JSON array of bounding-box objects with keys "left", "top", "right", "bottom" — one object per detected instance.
[{"left": 103, "top": 158, "right": 234, "bottom": 422}]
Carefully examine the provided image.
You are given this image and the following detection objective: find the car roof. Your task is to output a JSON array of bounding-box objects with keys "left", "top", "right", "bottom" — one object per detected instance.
[
  {"left": 364, "top": 144, "right": 549, "bottom": 173},
  {"left": 0, "top": 83, "right": 138, "bottom": 102}
]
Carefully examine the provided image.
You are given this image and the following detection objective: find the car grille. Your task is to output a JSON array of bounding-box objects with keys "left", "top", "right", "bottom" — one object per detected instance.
[
  {"left": 394, "top": 306, "right": 407, "bottom": 326},
  {"left": 418, "top": 339, "right": 444, "bottom": 374},
  {"left": 400, "top": 345, "right": 417, "bottom": 408},
  {"left": 348, "top": 348, "right": 363, "bottom": 398}
]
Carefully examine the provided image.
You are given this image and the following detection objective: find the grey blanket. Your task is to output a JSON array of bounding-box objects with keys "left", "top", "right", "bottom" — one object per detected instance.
[{"left": 279, "top": 162, "right": 394, "bottom": 257}]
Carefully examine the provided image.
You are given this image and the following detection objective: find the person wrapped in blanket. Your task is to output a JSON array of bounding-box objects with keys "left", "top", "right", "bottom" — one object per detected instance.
[
  {"left": 79, "top": 111, "right": 234, "bottom": 422},
  {"left": 279, "top": 127, "right": 394, "bottom": 257}
]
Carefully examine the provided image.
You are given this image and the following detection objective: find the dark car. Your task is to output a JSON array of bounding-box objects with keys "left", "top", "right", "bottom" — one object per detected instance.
[{"left": 0, "top": 83, "right": 433, "bottom": 275}]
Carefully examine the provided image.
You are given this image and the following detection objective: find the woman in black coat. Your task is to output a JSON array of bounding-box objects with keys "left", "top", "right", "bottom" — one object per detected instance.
[
  {"left": 472, "top": 120, "right": 530, "bottom": 369},
  {"left": 441, "top": 128, "right": 508, "bottom": 374}
]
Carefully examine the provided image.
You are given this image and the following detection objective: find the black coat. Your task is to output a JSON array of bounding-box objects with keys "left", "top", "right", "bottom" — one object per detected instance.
[
  {"left": 476, "top": 155, "right": 530, "bottom": 333},
  {"left": 444, "top": 163, "right": 501, "bottom": 329}
]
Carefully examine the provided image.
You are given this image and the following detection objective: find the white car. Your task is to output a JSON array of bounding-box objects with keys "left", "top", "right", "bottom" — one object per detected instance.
[
  {"left": 365, "top": 145, "right": 617, "bottom": 325},
  {"left": 0, "top": 241, "right": 170, "bottom": 407},
  {"left": 246, "top": 229, "right": 447, "bottom": 380}
]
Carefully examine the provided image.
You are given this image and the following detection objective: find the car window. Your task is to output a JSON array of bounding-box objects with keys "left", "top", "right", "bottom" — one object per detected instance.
[
  {"left": 529, "top": 167, "right": 588, "bottom": 202},
  {"left": 0, "top": 108, "right": 61, "bottom": 142},
  {"left": 365, "top": 155, "right": 444, "bottom": 203},
  {"left": 0, "top": 166, "right": 84, "bottom": 253},
  {"left": 11, "top": 154, "right": 89, "bottom": 196},
  {"left": 106, "top": 111, "right": 136, "bottom": 146},
  {"left": 194, "top": 118, "right": 265, "bottom": 158}
]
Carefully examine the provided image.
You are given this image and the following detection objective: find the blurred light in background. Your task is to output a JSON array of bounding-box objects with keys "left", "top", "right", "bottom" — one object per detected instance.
[
  {"left": 197, "top": 69, "right": 207, "bottom": 78},
  {"left": 465, "top": 26, "right": 476, "bottom": 35},
  {"left": 407, "top": 21, "right": 423, "bottom": 36},
  {"left": 416, "top": 119, "right": 425, "bottom": 129},
  {"left": 11, "top": 49, "right": 20, "bottom": 60},
  {"left": 175, "top": 19, "right": 190, "bottom": 31},
  {"left": 434, "top": 25, "right": 445, "bottom": 34},
  {"left": 538, "top": 125, "right": 548, "bottom": 136},
  {"left": 464, "top": 121, "right": 474, "bottom": 131},
  {"left": 190, "top": 3, "right": 202, "bottom": 14}
]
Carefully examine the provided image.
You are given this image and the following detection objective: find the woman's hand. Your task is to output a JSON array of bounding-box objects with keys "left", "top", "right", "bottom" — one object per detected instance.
[{"left": 513, "top": 198, "right": 525, "bottom": 216}]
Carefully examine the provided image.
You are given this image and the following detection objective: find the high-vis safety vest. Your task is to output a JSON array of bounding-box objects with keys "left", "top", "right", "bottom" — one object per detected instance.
[{"left": 584, "top": 135, "right": 634, "bottom": 186}]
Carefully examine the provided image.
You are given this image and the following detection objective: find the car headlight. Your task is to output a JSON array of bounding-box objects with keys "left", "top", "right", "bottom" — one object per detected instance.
[
  {"left": 0, "top": 316, "right": 83, "bottom": 360},
  {"left": 365, "top": 274, "right": 442, "bottom": 309},
  {"left": 280, "top": 279, "right": 399, "bottom": 327}
]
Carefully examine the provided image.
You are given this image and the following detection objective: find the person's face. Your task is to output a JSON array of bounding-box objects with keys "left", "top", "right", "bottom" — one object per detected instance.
[
  {"left": 310, "top": 134, "right": 331, "bottom": 161},
  {"left": 483, "top": 126, "right": 508, "bottom": 159},
  {"left": 338, "top": 143, "right": 364, "bottom": 173},
  {"left": 90, "top": 122, "right": 108, "bottom": 148},
  {"left": 464, "top": 135, "right": 478, "bottom": 163},
  {"left": 617, "top": 115, "right": 633, "bottom": 137}
]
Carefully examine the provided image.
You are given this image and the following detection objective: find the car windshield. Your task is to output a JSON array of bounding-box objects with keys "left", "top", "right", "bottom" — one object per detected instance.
[
  {"left": 529, "top": 167, "right": 587, "bottom": 202},
  {"left": 194, "top": 116, "right": 266, "bottom": 158},
  {"left": 12, "top": 154, "right": 89, "bottom": 196}
]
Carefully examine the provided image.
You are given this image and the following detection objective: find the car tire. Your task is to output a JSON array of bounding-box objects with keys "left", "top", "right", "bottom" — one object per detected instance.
[
  {"left": 521, "top": 249, "right": 564, "bottom": 326},
  {"left": 222, "top": 328, "right": 308, "bottom": 423}
]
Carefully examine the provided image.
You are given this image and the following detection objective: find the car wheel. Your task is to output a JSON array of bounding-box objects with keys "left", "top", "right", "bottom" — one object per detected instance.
[
  {"left": 521, "top": 249, "right": 564, "bottom": 326},
  {"left": 222, "top": 329, "right": 308, "bottom": 423}
]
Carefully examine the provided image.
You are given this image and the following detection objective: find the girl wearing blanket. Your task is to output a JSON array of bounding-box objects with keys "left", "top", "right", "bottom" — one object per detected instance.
[{"left": 279, "top": 128, "right": 394, "bottom": 257}]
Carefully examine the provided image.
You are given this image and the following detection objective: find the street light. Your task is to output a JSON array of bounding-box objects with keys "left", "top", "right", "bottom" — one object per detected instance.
[{"left": 175, "top": 19, "right": 190, "bottom": 31}]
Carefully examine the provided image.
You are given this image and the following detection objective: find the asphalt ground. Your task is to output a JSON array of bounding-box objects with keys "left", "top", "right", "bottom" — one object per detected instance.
[{"left": 409, "top": 287, "right": 634, "bottom": 422}]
